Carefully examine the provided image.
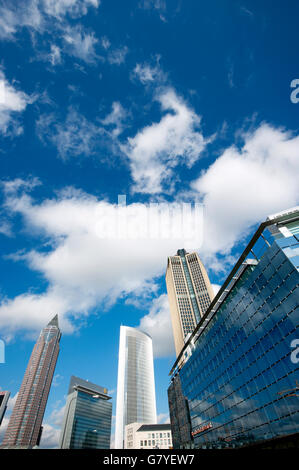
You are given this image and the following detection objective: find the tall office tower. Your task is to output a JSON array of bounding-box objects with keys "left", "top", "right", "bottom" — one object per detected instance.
[
  {"left": 2, "top": 315, "right": 61, "bottom": 448},
  {"left": 59, "top": 376, "right": 112, "bottom": 449},
  {"left": 115, "top": 326, "right": 157, "bottom": 449},
  {"left": 0, "top": 391, "right": 10, "bottom": 426},
  {"left": 166, "top": 249, "right": 214, "bottom": 356}
]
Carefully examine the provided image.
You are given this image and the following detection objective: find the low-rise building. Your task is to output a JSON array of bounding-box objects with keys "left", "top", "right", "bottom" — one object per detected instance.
[{"left": 125, "top": 423, "right": 172, "bottom": 449}]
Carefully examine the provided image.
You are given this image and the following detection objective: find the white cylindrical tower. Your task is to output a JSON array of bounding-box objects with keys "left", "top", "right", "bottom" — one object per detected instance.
[{"left": 115, "top": 326, "right": 157, "bottom": 449}]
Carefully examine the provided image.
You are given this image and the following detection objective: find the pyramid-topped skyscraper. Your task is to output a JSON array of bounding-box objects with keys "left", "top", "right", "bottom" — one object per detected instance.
[{"left": 2, "top": 315, "right": 61, "bottom": 448}]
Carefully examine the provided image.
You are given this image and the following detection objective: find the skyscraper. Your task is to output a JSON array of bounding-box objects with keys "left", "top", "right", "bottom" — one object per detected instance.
[
  {"left": 2, "top": 315, "right": 61, "bottom": 448},
  {"left": 115, "top": 326, "right": 157, "bottom": 449},
  {"left": 166, "top": 249, "right": 214, "bottom": 356},
  {"left": 0, "top": 391, "right": 10, "bottom": 426},
  {"left": 59, "top": 376, "right": 112, "bottom": 449}
]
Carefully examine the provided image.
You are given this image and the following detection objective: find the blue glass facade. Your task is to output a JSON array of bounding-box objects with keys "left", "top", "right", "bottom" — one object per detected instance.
[
  {"left": 60, "top": 376, "right": 112, "bottom": 449},
  {"left": 169, "top": 210, "right": 299, "bottom": 448},
  {"left": 69, "top": 390, "right": 112, "bottom": 449}
]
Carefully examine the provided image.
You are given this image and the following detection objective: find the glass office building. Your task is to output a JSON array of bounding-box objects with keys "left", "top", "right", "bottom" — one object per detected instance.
[
  {"left": 115, "top": 326, "right": 157, "bottom": 449},
  {"left": 167, "top": 375, "right": 192, "bottom": 449},
  {"left": 59, "top": 376, "right": 112, "bottom": 449},
  {"left": 168, "top": 207, "right": 299, "bottom": 448}
]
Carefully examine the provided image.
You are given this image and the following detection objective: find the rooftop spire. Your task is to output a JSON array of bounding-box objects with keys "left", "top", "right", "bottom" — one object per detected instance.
[{"left": 47, "top": 314, "right": 59, "bottom": 328}]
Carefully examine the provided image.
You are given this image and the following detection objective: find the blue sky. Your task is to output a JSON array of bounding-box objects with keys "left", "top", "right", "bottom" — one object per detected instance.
[{"left": 0, "top": 0, "right": 299, "bottom": 448}]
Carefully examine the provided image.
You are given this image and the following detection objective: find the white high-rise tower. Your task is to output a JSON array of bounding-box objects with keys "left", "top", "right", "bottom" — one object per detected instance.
[{"left": 115, "top": 326, "right": 157, "bottom": 449}]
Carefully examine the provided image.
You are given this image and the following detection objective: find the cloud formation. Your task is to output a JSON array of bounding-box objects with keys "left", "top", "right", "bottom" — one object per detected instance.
[
  {"left": 0, "top": 70, "right": 33, "bottom": 136},
  {"left": 138, "top": 294, "right": 175, "bottom": 358},
  {"left": 36, "top": 108, "right": 104, "bottom": 158},
  {"left": 1, "top": 123, "right": 299, "bottom": 354},
  {"left": 63, "top": 24, "right": 99, "bottom": 63},
  {"left": 132, "top": 60, "right": 167, "bottom": 85},
  {"left": 191, "top": 123, "right": 299, "bottom": 266},
  {"left": 0, "top": 0, "right": 99, "bottom": 41},
  {"left": 107, "top": 46, "right": 129, "bottom": 65},
  {"left": 0, "top": 184, "right": 202, "bottom": 340},
  {"left": 43, "top": 0, "right": 100, "bottom": 20},
  {"left": 123, "top": 88, "right": 209, "bottom": 194}
]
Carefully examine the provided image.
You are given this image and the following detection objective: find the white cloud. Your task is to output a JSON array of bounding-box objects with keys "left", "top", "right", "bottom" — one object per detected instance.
[
  {"left": 63, "top": 24, "right": 99, "bottom": 63},
  {"left": 212, "top": 284, "right": 221, "bottom": 296},
  {"left": 0, "top": 0, "right": 99, "bottom": 41},
  {"left": 138, "top": 294, "right": 175, "bottom": 358},
  {"left": 2, "top": 124, "right": 299, "bottom": 346},
  {"left": 42, "top": 0, "right": 100, "bottom": 19},
  {"left": 48, "top": 402, "right": 66, "bottom": 427},
  {"left": 37, "top": 44, "right": 62, "bottom": 66},
  {"left": 108, "top": 46, "right": 129, "bottom": 65},
  {"left": 0, "top": 70, "right": 33, "bottom": 136},
  {"left": 0, "top": 287, "right": 75, "bottom": 341},
  {"left": 191, "top": 123, "right": 299, "bottom": 263},
  {"left": 2, "top": 177, "right": 41, "bottom": 195},
  {"left": 132, "top": 60, "right": 166, "bottom": 85},
  {"left": 0, "top": 1, "right": 43, "bottom": 40},
  {"left": 123, "top": 88, "right": 209, "bottom": 194},
  {"left": 101, "top": 101, "right": 128, "bottom": 137},
  {"left": 39, "top": 423, "right": 61, "bottom": 448},
  {"left": 0, "top": 416, "right": 9, "bottom": 443},
  {"left": 157, "top": 412, "right": 170, "bottom": 424},
  {"left": 0, "top": 220, "right": 12, "bottom": 237},
  {"left": 101, "top": 36, "right": 110, "bottom": 50},
  {"left": 52, "top": 374, "right": 64, "bottom": 388},
  {"left": 48, "top": 44, "right": 62, "bottom": 65},
  {"left": 36, "top": 108, "right": 104, "bottom": 158},
  {"left": 0, "top": 186, "right": 204, "bottom": 340}
]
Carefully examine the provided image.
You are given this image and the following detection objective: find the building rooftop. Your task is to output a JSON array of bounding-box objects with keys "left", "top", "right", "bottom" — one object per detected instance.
[
  {"left": 68, "top": 375, "right": 111, "bottom": 399},
  {"left": 47, "top": 314, "right": 59, "bottom": 328},
  {"left": 137, "top": 424, "right": 171, "bottom": 432}
]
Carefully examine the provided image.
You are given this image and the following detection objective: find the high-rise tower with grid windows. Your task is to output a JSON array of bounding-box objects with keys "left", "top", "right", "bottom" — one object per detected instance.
[{"left": 166, "top": 249, "right": 214, "bottom": 357}]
